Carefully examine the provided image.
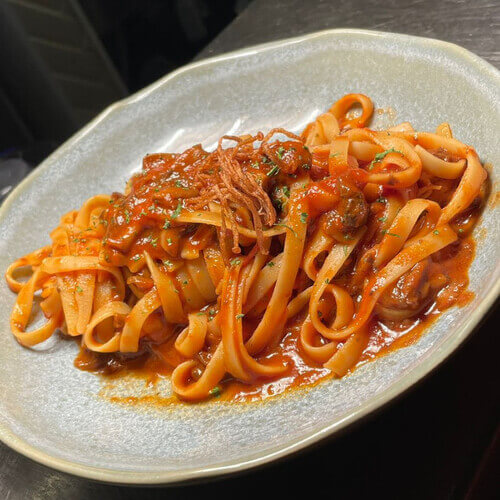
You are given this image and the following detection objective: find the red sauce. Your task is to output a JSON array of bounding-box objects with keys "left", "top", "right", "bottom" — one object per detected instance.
[
  {"left": 72, "top": 137, "right": 483, "bottom": 406},
  {"left": 75, "top": 235, "right": 476, "bottom": 406}
]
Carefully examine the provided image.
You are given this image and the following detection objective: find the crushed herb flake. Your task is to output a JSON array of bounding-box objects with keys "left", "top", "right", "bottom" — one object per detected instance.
[
  {"left": 171, "top": 201, "right": 182, "bottom": 219},
  {"left": 275, "top": 223, "right": 298, "bottom": 238},
  {"left": 267, "top": 164, "right": 280, "bottom": 177},
  {"left": 382, "top": 230, "right": 400, "bottom": 238},
  {"left": 369, "top": 148, "right": 403, "bottom": 170},
  {"left": 209, "top": 386, "right": 222, "bottom": 397}
]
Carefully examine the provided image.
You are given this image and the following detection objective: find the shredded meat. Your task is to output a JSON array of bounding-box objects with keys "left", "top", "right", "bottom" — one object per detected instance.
[{"left": 377, "top": 260, "right": 433, "bottom": 320}]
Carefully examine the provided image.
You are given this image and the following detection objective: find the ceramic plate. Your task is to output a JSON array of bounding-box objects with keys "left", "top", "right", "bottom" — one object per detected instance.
[{"left": 0, "top": 29, "right": 499, "bottom": 485}]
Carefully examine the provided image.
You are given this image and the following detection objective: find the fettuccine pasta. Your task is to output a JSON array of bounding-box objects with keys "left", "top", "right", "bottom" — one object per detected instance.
[{"left": 6, "top": 94, "right": 487, "bottom": 402}]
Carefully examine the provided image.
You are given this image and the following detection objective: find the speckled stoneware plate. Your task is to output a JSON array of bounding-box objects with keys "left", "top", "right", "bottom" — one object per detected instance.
[{"left": 0, "top": 29, "right": 499, "bottom": 485}]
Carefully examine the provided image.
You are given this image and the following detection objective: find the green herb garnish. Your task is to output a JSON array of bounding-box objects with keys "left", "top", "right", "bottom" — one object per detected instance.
[
  {"left": 267, "top": 164, "right": 280, "bottom": 177},
  {"left": 209, "top": 386, "right": 222, "bottom": 397},
  {"left": 382, "top": 230, "right": 400, "bottom": 238},
  {"left": 171, "top": 201, "right": 182, "bottom": 219},
  {"left": 275, "top": 223, "right": 298, "bottom": 238},
  {"left": 369, "top": 148, "right": 403, "bottom": 170}
]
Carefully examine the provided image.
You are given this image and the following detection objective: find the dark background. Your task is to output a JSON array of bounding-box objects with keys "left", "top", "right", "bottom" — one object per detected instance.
[
  {"left": 0, "top": 0, "right": 498, "bottom": 498},
  {"left": 0, "top": 0, "right": 249, "bottom": 200}
]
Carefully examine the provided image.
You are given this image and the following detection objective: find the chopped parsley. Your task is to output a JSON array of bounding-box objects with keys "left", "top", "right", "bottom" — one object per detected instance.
[
  {"left": 275, "top": 223, "right": 298, "bottom": 238},
  {"left": 267, "top": 164, "right": 280, "bottom": 177},
  {"left": 163, "top": 259, "right": 172, "bottom": 267},
  {"left": 167, "top": 238, "right": 173, "bottom": 245},
  {"left": 300, "top": 212, "right": 309, "bottom": 224},
  {"left": 132, "top": 255, "right": 141, "bottom": 262},
  {"left": 267, "top": 261, "right": 275, "bottom": 268},
  {"left": 230, "top": 258, "right": 241, "bottom": 266},
  {"left": 163, "top": 219, "right": 171, "bottom": 229},
  {"left": 76, "top": 286, "right": 83, "bottom": 294},
  {"left": 236, "top": 313, "right": 245, "bottom": 319},
  {"left": 382, "top": 230, "right": 400, "bottom": 238},
  {"left": 369, "top": 148, "right": 403, "bottom": 170},
  {"left": 276, "top": 146, "right": 285, "bottom": 159},
  {"left": 209, "top": 386, "right": 222, "bottom": 397},
  {"left": 433, "top": 230, "right": 440, "bottom": 235},
  {"left": 325, "top": 278, "right": 330, "bottom": 284},
  {"left": 302, "top": 163, "right": 311, "bottom": 170},
  {"left": 376, "top": 197, "right": 387, "bottom": 204},
  {"left": 378, "top": 216, "right": 388, "bottom": 222},
  {"left": 282, "top": 186, "right": 290, "bottom": 198},
  {"left": 182, "top": 280, "right": 188, "bottom": 285},
  {"left": 171, "top": 201, "right": 182, "bottom": 219}
]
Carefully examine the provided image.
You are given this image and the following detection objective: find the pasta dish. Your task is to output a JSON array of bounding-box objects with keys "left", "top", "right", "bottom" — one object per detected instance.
[{"left": 6, "top": 94, "right": 487, "bottom": 402}]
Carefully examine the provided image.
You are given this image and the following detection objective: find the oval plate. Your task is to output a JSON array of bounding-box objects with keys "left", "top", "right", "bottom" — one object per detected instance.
[{"left": 0, "top": 29, "right": 499, "bottom": 485}]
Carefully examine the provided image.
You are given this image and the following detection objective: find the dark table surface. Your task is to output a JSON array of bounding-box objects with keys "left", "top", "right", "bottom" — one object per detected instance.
[{"left": 1, "top": 0, "right": 499, "bottom": 498}]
